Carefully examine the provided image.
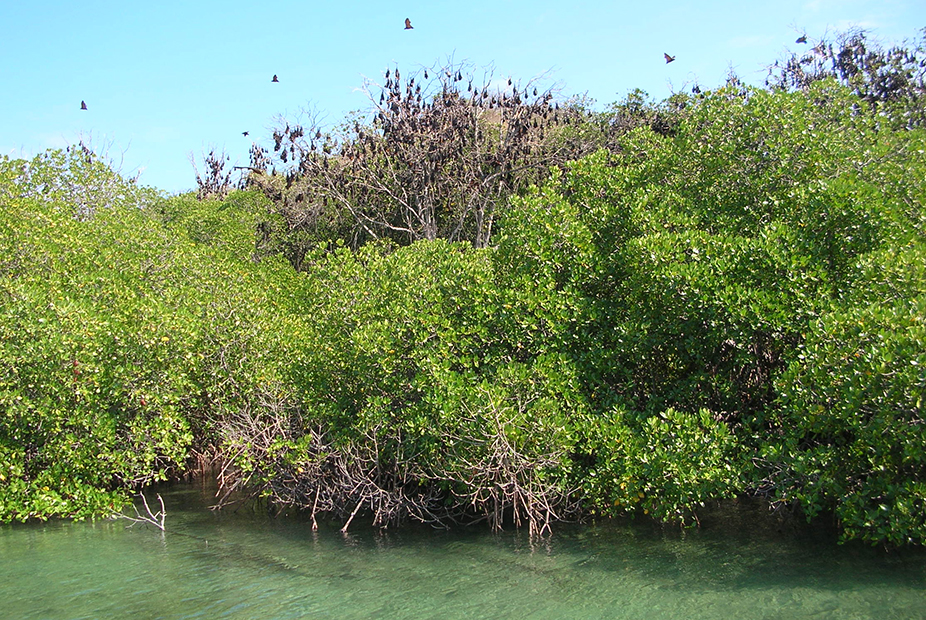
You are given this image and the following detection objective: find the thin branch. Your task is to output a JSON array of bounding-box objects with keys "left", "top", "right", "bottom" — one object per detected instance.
[{"left": 117, "top": 492, "right": 166, "bottom": 531}]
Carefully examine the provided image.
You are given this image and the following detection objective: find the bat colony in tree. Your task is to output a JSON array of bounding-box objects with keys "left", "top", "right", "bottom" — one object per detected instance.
[{"left": 240, "top": 61, "right": 597, "bottom": 261}]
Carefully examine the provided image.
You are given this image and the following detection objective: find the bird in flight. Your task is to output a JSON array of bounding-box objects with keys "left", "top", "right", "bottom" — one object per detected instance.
[
  {"left": 405, "top": 18, "right": 413, "bottom": 29},
  {"left": 796, "top": 34, "right": 807, "bottom": 44},
  {"left": 242, "top": 131, "right": 249, "bottom": 137},
  {"left": 272, "top": 74, "right": 279, "bottom": 82},
  {"left": 80, "top": 100, "right": 88, "bottom": 110},
  {"left": 664, "top": 53, "right": 676, "bottom": 64}
]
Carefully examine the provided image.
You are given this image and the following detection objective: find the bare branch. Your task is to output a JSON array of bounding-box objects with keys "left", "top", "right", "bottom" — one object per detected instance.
[{"left": 117, "top": 492, "right": 166, "bottom": 531}]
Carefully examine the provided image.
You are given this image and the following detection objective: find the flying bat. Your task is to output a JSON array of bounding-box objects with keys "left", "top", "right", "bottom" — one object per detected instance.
[
  {"left": 796, "top": 35, "right": 807, "bottom": 44},
  {"left": 80, "top": 100, "right": 87, "bottom": 110},
  {"left": 664, "top": 53, "right": 676, "bottom": 64},
  {"left": 405, "top": 18, "right": 413, "bottom": 29},
  {"left": 242, "top": 131, "right": 249, "bottom": 137},
  {"left": 272, "top": 74, "right": 279, "bottom": 82}
]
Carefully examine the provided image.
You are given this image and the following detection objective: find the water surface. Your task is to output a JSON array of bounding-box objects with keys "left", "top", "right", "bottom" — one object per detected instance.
[{"left": 2, "top": 482, "right": 924, "bottom": 619}]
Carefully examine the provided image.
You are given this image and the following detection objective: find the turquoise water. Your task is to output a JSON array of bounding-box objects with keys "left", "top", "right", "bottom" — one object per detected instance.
[{"left": 1, "top": 483, "right": 925, "bottom": 619}]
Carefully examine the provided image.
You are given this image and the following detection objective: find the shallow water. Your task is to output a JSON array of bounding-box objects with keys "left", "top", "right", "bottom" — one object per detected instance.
[{"left": 1, "top": 483, "right": 924, "bottom": 619}]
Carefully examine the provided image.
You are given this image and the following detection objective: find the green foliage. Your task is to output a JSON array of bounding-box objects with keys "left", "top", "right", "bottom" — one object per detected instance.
[
  {"left": 0, "top": 144, "right": 160, "bottom": 219},
  {"left": 229, "top": 239, "right": 585, "bottom": 530},
  {"left": 3, "top": 35, "right": 925, "bottom": 546},
  {"left": 0, "top": 150, "right": 300, "bottom": 522},
  {"left": 501, "top": 82, "right": 886, "bottom": 420},
  {"left": 770, "top": 256, "right": 926, "bottom": 545},
  {"left": 600, "top": 89, "right": 690, "bottom": 141},
  {"left": 579, "top": 407, "right": 742, "bottom": 523},
  {"left": 151, "top": 189, "right": 268, "bottom": 257},
  {"left": 496, "top": 79, "right": 926, "bottom": 543}
]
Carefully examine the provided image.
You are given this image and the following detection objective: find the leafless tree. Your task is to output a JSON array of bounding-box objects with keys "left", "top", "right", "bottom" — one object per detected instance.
[
  {"left": 244, "top": 61, "right": 598, "bottom": 257},
  {"left": 191, "top": 147, "right": 233, "bottom": 200}
]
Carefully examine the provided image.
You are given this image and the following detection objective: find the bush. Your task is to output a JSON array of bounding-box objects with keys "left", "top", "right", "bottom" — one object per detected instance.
[
  {"left": 579, "top": 407, "right": 743, "bottom": 523},
  {"left": 772, "top": 279, "right": 926, "bottom": 545},
  {"left": 0, "top": 150, "right": 300, "bottom": 521},
  {"left": 494, "top": 80, "right": 926, "bottom": 543},
  {"left": 219, "top": 239, "right": 585, "bottom": 532}
]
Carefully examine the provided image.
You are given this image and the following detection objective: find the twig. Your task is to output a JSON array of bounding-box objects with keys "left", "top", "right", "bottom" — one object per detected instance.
[{"left": 118, "top": 492, "right": 166, "bottom": 531}]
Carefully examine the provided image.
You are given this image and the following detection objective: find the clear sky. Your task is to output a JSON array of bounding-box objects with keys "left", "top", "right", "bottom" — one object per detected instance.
[{"left": 2, "top": 0, "right": 923, "bottom": 194}]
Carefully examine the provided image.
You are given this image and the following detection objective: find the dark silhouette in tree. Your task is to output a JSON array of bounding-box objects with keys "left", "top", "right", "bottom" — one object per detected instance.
[
  {"left": 243, "top": 61, "right": 598, "bottom": 260},
  {"left": 767, "top": 28, "right": 926, "bottom": 128},
  {"left": 191, "top": 148, "right": 233, "bottom": 200}
]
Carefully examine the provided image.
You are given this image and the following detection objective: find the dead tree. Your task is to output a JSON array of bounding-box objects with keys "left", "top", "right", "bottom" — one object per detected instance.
[
  {"left": 244, "top": 61, "right": 597, "bottom": 257},
  {"left": 191, "top": 147, "right": 233, "bottom": 200}
]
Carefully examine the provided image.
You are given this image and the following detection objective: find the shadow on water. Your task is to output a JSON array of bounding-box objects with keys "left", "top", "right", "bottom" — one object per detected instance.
[{"left": 2, "top": 480, "right": 925, "bottom": 619}]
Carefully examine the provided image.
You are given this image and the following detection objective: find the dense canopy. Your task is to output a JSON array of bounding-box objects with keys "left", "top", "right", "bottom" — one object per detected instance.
[{"left": 2, "top": 30, "right": 925, "bottom": 546}]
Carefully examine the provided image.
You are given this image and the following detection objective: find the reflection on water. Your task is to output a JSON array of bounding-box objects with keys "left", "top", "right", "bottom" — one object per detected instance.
[{"left": 1, "top": 482, "right": 924, "bottom": 619}]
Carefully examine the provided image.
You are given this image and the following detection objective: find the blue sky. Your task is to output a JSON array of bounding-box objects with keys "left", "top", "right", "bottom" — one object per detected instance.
[{"left": 2, "top": 0, "right": 923, "bottom": 194}]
